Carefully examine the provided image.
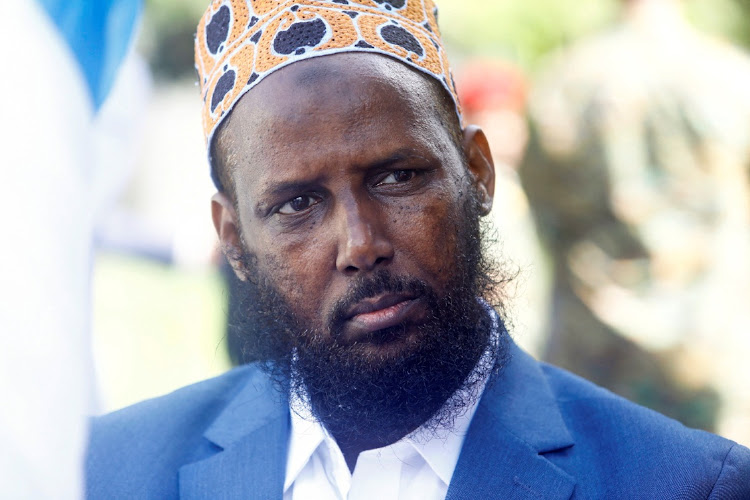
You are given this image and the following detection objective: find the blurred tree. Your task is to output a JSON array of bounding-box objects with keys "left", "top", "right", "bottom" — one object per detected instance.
[
  {"left": 139, "top": 0, "right": 206, "bottom": 80},
  {"left": 686, "top": 0, "right": 748, "bottom": 47},
  {"left": 138, "top": 0, "right": 750, "bottom": 81},
  {"left": 439, "top": 0, "right": 748, "bottom": 70},
  {"left": 438, "top": 0, "right": 618, "bottom": 69}
]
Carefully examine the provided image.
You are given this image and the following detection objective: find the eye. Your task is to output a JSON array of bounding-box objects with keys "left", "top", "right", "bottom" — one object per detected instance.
[
  {"left": 277, "top": 195, "right": 319, "bottom": 215},
  {"left": 380, "top": 170, "right": 416, "bottom": 185}
]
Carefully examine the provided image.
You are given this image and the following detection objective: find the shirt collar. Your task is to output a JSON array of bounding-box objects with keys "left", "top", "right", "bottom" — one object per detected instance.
[
  {"left": 285, "top": 357, "right": 494, "bottom": 491},
  {"left": 403, "top": 384, "right": 484, "bottom": 486},
  {"left": 284, "top": 401, "right": 326, "bottom": 493},
  {"left": 284, "top": 373, "right": 488, "bottom": 493}
]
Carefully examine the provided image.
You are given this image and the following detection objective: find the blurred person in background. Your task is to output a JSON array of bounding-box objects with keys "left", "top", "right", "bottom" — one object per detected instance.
[
  {"left": 457, "top": 60, "right": 527, "bottom": 169},
  {"left": 0, "top": 0, "right": 143, "bottom": 498},
  {"left": 520, "top": 0, "right": 750, "bottom": 444}
]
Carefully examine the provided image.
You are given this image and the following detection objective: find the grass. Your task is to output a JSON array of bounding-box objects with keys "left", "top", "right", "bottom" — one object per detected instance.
[{"left": 92, "top": 252, "right": 231, "bottom": 412}]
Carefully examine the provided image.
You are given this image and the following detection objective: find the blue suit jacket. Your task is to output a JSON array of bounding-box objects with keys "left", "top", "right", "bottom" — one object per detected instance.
[{"left": 86, "top": 342, "right": 750, "bottom": 499}]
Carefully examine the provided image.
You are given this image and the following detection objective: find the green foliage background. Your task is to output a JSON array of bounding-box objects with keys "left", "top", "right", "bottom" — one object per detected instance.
[
  {"left": 438, "top": 0, "right": 748, "bottom": 68},
  {"left": 140, "top": 0, "right": 750, "bottom": 80}
]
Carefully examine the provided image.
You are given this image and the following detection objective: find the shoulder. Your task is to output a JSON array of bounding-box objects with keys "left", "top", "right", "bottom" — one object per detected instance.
[
  {"left": 86, "top": 364, "right": 264, "bottom": 499},
  {"left": 540, "top": 363, "right": 750, "bottom": 499}
]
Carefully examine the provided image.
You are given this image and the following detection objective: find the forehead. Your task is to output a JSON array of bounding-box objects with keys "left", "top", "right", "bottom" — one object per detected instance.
[{"left": 215, "top": 53, "right": 456, "bottom": 192}]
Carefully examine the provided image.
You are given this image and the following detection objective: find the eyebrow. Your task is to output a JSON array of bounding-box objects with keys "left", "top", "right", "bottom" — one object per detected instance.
[
  {"left": 368, "top": 148, "right": 433, "bottom": 169},
  {"left": 253, "top": 148, "right": 431, "bottom": 216}
]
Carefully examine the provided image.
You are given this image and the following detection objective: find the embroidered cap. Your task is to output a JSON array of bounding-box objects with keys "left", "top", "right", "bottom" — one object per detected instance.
[{"left": 195, "top": 0, "right": 462, "bottom": 186}]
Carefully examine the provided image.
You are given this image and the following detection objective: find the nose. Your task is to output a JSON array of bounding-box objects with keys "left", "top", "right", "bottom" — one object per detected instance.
[{"left": 335, "top": 199, "right": 394, "bottom": 274}]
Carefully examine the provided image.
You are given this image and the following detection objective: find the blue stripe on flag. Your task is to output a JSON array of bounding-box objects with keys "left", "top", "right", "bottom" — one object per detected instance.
[{"left": 37, "top": 0, "right": 142, "bottom": 109}]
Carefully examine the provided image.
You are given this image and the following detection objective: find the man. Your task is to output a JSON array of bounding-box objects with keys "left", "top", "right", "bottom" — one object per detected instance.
[
  {"left": 87, "top": 1, "right": 750, "bottom": 498},
  {"left": 520, "top": 0, "right": 750, "bottom": 443}
]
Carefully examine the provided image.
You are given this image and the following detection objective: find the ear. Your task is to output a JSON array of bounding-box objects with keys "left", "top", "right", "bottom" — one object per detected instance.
[
  {"left": 462, "top": 125, "right": 495, "bottom": 216},
  {"left": 211, "top": 192, "right": 249, "bottom": 281}
]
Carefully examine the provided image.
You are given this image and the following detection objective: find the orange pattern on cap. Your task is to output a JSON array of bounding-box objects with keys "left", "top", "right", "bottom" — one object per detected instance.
[{"left": 195, "top": 0, "right": 461, "bottom": 167}]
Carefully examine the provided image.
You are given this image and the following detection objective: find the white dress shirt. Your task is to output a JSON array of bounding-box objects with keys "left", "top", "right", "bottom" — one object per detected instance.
[{"left": 283, "top": 388, "right": 484, "bottom": 500}]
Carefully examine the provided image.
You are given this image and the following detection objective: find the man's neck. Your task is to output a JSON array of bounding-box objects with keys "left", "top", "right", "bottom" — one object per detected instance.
[{"left": 334, "top": 426, "right": 422, "bottom": 473}]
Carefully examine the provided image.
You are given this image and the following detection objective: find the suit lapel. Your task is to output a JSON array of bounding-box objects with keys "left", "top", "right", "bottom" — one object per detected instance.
[
  {"left": 176, "top": 334, "right": 577, "bottom": 499},
  {"left": 447, "top": 341, "right": 577, "bottom": 500},
  {"left": 178, "top": 369, "right": 290, "bottom": 499},
  {"left": 179, "top": 418, "right": 288, "bottom": 499}
]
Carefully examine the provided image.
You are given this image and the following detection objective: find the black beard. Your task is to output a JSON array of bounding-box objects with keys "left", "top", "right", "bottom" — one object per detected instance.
[{"left": 229, "top": 189, "right": 511, "bottom": 447}]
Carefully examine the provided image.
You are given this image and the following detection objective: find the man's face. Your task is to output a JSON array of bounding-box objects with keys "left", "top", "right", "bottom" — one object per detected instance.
[
  {"left": 212, "top": 53, "right": 499, "bottom": 444},
  {"left": 214, "top": 53, "right": 494, "bottom": 358}
]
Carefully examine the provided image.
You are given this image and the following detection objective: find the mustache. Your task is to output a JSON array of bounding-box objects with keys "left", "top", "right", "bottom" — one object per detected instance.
[{"left": 326, "top": 270, "right": 430, "bottom": 334}]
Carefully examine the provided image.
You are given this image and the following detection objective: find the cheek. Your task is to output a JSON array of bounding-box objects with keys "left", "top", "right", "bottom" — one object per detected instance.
[
  {"left": 254, "top": 238, "right": 332, "bottom": 324},
  {"left": 389, "top": 191, "right": 464, "bottom": 287}
]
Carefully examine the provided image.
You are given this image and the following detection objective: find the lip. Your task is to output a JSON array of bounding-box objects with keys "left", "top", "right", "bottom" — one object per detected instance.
[{"left": 340, "top": 293, "right": 426, "bottom": 343}]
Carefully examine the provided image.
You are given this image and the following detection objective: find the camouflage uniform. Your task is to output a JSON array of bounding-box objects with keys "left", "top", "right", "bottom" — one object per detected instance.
[{"left": 520, "top": 10, "right": 750, "bottom": 444}]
